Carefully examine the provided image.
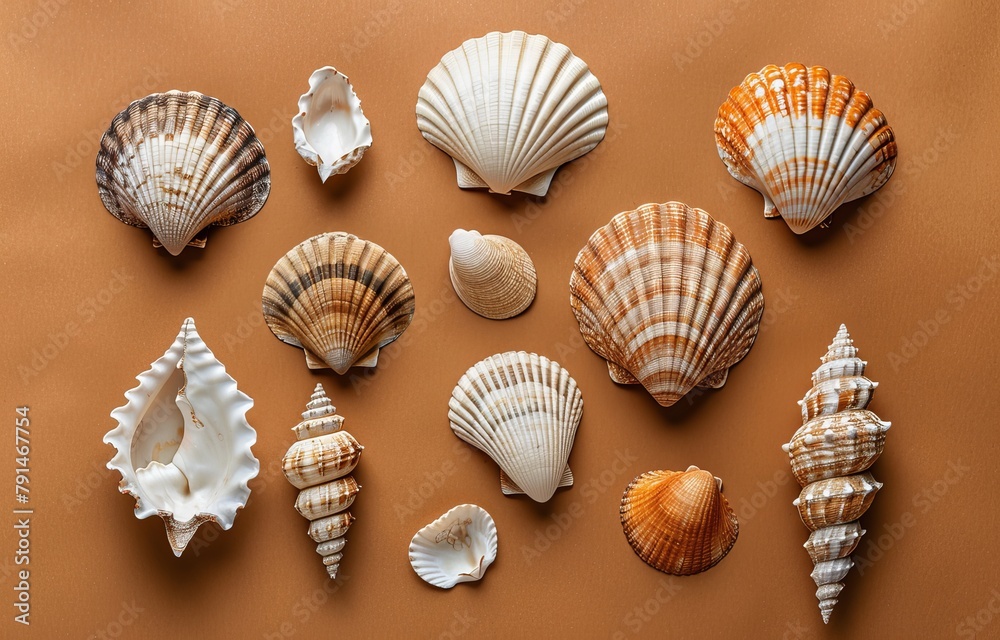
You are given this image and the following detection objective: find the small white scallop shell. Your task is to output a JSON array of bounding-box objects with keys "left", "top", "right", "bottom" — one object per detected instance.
[
  {"left": 417, "top": 30, "right": 608, "bottom": 196},
  {"left": 408, "top": 504, "right": 498, "bottom": 589},
  {"left": 104, "top": 318, "right": 259, "bottom": 557},
  {"left": 292, "top": 67, "right": 372, "bottom": 182}
]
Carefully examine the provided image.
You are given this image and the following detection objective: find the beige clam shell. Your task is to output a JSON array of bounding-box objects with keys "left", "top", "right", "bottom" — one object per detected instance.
[
  {"left": 96, "top": 91, "right": 270, "bottom": 255},
  {"left": 570, "top": 201, "right": 764, "bottom": 407},
  {"left": 783, "top": 325, "right": 891, "bottom": 624},
  {"left": 281, "top": 384, "right": 363, "bottom": 579},
  {"left": 448, "top": 230, "right": 537, "bottom": 320}
]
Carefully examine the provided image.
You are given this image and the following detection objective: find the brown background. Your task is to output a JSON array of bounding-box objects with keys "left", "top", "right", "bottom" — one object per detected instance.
[{"left": 2, "top": 0, "right": 998, "bottom": 638}]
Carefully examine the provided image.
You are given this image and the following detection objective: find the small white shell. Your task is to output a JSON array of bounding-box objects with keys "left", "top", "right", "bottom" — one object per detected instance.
[
  {"left": 292, "top": 67, "right": 372, "bottom": 182},
  {"left": 408, "top": 504, "right": 498, "bottom": 589},
  {"left": 448, "top": 229, "right": 537, "bottom": 320},
  {"left": 104, "top": 318, "right": 259, "bottom": 557}
]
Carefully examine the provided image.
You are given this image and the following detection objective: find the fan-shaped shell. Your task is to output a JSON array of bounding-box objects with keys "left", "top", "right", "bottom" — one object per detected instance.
[
  {"left": 262, "top": 232, "right": 415, "bottom": 374},
  {"left": 570, "top": 202, "right": 764, "bottom": 407},
  {"left": 96, "top": 90, "right": 270, "bottom": 255},
  {"left": 292, "top": 67, "right": 372, "bottom": 182},
  {"left": 448, "top": 351, "right": 583, "bottom": 503},
  {"left": 714, "top": 63, "right": 897, "bottom": 234},
  {"left": 619, "top": 466, "right": 739, "bottom": 575},
  {"left": 416, "top": 30, "right": 609, "bottom": 196},
  {"left": 448, "top": 229, "right": 537, "bottom": 319},
  {"left": 408, "top": 504, "right": 498, "bottom": 589},
  {"left": 104, "top": 318, "right": 259, "bottom": 557}
]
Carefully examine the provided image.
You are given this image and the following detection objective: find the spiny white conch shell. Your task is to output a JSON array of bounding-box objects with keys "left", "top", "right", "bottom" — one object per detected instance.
[
  {"left": 570, "top": 202, "right": 764, "bottom": 407},
  {"left": 448, "top": 229, "right": 537, "bottom": 320},
  {"left": 408, "top": 504, "right": 498, "bottom": 589},
  {"left": 292, "top": 67, "right": 372, "bottom": 183},
  {"left": 715, "top": 63, "right": 897, "bottom": 234},
  {"left": 262, "top": 232, "right": 416, "bottom": 374},
  {"left": 96, "top": 90, "right": 271, "bottom": 255},
  {"left": 104, "top": 318, "right": 259, "bottom": 556},
  {"left": 449, "top": 351, "right": 583, "bottom": 502},
  {"left": 417, "top": 30, "right": 609, "bottom": 196},
  {"left": 282, "top": 384, "right": 362, "bottom": 579},
  {"left": 782, "top": 325, "right": 891, "bottom": 624}
]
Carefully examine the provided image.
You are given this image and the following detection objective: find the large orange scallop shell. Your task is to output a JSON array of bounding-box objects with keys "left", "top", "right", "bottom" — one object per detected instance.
[{"left": 619, "top": 466, "right": 739, "bottom": 575}]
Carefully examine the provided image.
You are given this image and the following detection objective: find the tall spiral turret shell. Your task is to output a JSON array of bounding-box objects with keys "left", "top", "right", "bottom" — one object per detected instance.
[
  {"left": 782, "top": 325, "right": 891, "bottom": 623},
  {"left": 281, "top": 384, "right": 363, "bottom": 579}
]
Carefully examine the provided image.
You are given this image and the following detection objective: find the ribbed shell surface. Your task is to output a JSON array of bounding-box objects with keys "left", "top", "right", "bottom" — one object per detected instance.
[
  {"left": 448, "top": 351, "right": 583, "bottom": 503},
  {"left": 619, "top": 467, "right": 739, "bottom": 576},
  {"left": 262, "top": 232, "right": 415, "bottom": 374},
  {"left": 570, "top": 202, "right": 764, "bottom": 407},
  {"left": 448, "top": 230, "right": 537, "bottom": 320},
  {"left": 416, "top": 30, "right": 609, "bottom": 196},
  {"left": 96, "top": 90, "right": 270, "bottom": 255},
  {"left": 714, "top": 63, "right": 897, "bottom": 234}
]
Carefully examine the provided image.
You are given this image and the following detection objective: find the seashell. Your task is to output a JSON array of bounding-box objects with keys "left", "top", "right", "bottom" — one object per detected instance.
[
  {"left": 262, "top": 232, "right": 415, "bottom": 374},
  {"left": 416, "top": 30, "right": 609, "bottom": 196},
  {"left": 619, "top": 466, "right": 739, "bottom": 576},
  {"left": 448, "top": 229, "right": 537, "bottom": 320},
  {"left": 292, "top": 67, "right": 372, "bottom": 183},
  {"left": 104, "top": 318, "right": 258, "bottom": 556},
  {"left": 281, "top": 384, "right": 363, "bottom": 579},
  {"left": 782, "top": 325, "right": 891, "bottom": 623},
  {"left": 570, "top": 201, "right": 764, "bottom": 407},
  {"left": 96, "top": 90, "right": 270, "bottom": 255},
  {"left": 408, "top": 504, "right": 498, "bottom": 589},
  {"left": 714, "top": 63, "right": 897, "bottom": 234},
  {"left": 448, "top": 351, "right": 583, "bottom": 503}
]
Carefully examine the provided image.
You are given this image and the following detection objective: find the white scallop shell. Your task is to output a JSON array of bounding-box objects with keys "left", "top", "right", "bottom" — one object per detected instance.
[
  {"left": 416, "top": 30, "right": 609, "bottom": 196},
  {"left": 104, "top": 318, "right": 258, "bottom": 556},
  {"left": 408, "top": 504, "right": 498, "bottom": 589},
  {"left": 448, "top": 229, "right": 537, "bottom": 320},
  {"left": 448, "top": 351, "right": 583, "bottom": 502},
  {"left": 292, "top": 67, "right": 372, "bottom": 182}
]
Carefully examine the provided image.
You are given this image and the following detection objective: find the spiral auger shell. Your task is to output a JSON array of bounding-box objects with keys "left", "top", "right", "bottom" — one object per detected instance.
[
  {"left": 782, "top": 325, "right": 891, "bottom": 624},
  {"left": 281, "top": 384, "right": 363, "bottom": 579}
]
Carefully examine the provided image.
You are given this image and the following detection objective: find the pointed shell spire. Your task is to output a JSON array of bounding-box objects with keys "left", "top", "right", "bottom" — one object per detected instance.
[
  {"left": 281, "top": 384, "right": 363, "bottom": 579},
  {"left": 783, "top": 325, "right": 891, "bottom": 624},
  {"left": 448, "top": 230, "right": 537, "bottom": 320}
]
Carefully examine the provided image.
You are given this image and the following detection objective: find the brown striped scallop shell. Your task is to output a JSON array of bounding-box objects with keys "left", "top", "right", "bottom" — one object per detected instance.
[
  {"left": 782, "top": 325, "right": 892, "bottom": 624},
  {"left": 619, "top": 466, "right": 739, "bottom": 576},
  {"left": 714, "top": 63, "right": 897, "bottom": 234},
  {"left": 96, "top": 91, "right": 270, "bottom": 255},
  {"left": 281, "top": 384, "right": 363, "bottom": 579},
  {"left": 570, "top": 202, "right": 764, "bottom": 407},
  {"left": 262, "top": 232, "right": 415, "bottom": 374}
]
